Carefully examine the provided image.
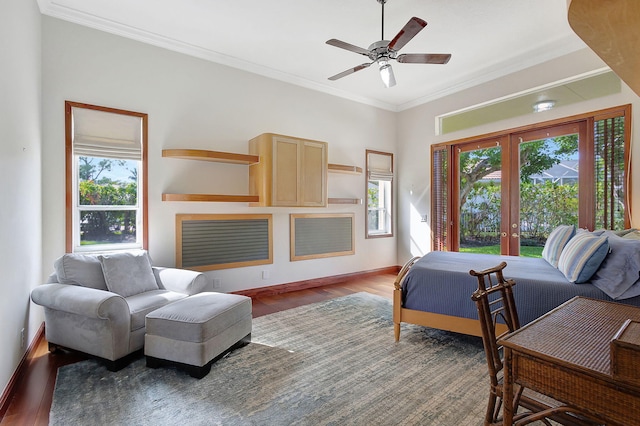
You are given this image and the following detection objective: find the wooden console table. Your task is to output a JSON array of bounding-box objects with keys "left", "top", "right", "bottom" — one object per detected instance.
[{"left": 499, "top": 297, "right": 640, "bottom": 425}]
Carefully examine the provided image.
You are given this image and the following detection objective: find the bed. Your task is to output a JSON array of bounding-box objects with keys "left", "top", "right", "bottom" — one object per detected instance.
[{"left": 393, "top": 249, "right": 640, "bottom": 341}]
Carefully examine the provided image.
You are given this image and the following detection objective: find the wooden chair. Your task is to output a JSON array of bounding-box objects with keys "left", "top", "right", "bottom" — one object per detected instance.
[{"left": 470, "top": 262, "right": 603, "bottom": 426}]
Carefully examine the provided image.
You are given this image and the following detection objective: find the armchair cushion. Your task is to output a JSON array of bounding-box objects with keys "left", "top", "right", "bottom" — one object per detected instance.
[
  {"left": 98, "top": 251, "right": 158, "bottom": 297},
  {"left": 126, "top": 289, "right": 189, "bottom": 332},
  {"left": 54, "top": 253, "right": 108, "bottom": 290}
]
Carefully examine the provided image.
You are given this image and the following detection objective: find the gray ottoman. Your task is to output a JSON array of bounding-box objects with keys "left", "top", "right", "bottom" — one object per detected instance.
[{"left": 145, "top": 292, "right": 252, "bottom": 378}]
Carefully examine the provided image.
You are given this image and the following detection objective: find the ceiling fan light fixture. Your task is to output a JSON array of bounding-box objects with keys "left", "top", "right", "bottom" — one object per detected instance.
[{"left": 379, "top": 60, "right": 396, "bottom": 88}]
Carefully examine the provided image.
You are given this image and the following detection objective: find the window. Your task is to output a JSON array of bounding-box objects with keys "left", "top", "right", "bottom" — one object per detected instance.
[
  {"left": 65, "top": 101, "right": 148, "bottom": 252},
  {"left": 366, "top": 150, "right": 393, "bottom": 238},
  {"left": 431, "top": 105, "right": 631, "bottom": 254}
]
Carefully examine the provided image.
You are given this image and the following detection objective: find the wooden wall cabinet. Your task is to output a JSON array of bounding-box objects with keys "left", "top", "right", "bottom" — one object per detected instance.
[{"left": 249, "top": 133, "right": 328, "bottom": 207}]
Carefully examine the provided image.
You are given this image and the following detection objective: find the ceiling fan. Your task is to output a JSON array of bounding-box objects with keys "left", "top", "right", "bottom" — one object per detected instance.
[{"left": 326, "top": 0, "right": 451, "bottom": 88}]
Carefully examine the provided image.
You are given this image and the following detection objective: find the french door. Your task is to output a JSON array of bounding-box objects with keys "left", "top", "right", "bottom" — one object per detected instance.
[
  {"left": 507, "top": 122, "right": 585, "bottom": 256},
  {"left": 432, "top": 105, "right": 630, "bottom": 255}
]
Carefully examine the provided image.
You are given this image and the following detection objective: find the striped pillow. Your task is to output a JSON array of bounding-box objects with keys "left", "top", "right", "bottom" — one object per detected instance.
[
  {"left": 542, "top": 225, "right": 576, "bottom": 268},
  {"left": 557, "top": 232, "right": 609, "bottom": 283}
]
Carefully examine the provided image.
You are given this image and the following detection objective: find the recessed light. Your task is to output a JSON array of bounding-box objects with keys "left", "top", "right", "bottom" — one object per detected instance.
[{"left": 533, "top": 100, "right": 556, "bottom": 113}]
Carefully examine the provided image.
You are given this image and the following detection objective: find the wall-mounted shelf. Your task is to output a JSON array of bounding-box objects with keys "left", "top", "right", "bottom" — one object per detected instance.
[
  {"left": 328, "top": 198, "right": 362, "bottom": 205},
  {"left": 162, "top": 194, "right": 259, "bottom": 203},
  {"left": 162, "top": 148, "right": 260, "bottom": 202},
  {"left": 328, "top": 164, "right": 362, "bottom": 205},
  {"left": 328, "top": 163, "right": 362, "bottom": 174},
  {"left": 162, "top": 149, "right": 259, "bottom": 165}
]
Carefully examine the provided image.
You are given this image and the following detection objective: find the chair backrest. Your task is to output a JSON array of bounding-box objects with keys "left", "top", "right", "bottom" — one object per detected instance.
[{"left": 470, "top": 262, "right": 520, "bottom": 386}]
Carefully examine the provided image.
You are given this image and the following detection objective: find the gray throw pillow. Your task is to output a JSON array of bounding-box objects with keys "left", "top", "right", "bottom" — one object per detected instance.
[
  {"left": 54, "top": 253, "right": 108, "bottom": 290},
  {"left": 590, "top": 232, "right": 640, "bottom": 299},
  {"left": 98, "top": 251, "right": 158, "bottom": 297}
]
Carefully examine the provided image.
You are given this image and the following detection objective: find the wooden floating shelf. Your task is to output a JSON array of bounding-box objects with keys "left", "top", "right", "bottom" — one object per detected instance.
[
  {"left": 328, "top": 198, "right": 362, "bottom": 205},
  {"left": 162, "top": 194, "right": 259, "bottom": 203},
  {"left": 328, "top": 163, "right": 362, "bottom": 174},
  {"left": 163, "top": 149, "right": 259, "bottom": 165}
]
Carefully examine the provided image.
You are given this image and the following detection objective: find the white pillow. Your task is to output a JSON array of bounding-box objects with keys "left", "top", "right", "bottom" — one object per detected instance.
[{"left": 98, "top": 251, "right": 158, "bottom": 297}]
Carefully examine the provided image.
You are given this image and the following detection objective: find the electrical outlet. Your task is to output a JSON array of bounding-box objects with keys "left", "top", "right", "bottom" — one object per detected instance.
[
  {"left": 262, "top": 270, "right": 269, "bottom": 280},
  {"left": 20, "top": 328, "right": 25, "bottom": 349},
  {"left": 212, "top": 278, "right": 222, "bottom": 289}
]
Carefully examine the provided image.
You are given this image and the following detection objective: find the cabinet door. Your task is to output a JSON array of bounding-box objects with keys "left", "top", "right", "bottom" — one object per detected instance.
[
  {"left": 272, "top": 137, "right": 301, "bottom": 206},
  {"left": 301, "top": 140, "right": 327, "bottom": 206}
]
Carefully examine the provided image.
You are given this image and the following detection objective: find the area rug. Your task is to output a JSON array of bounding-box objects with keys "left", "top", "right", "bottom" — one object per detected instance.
[{"left": 49, "top": 292, "right": 490, "bottom": 425}]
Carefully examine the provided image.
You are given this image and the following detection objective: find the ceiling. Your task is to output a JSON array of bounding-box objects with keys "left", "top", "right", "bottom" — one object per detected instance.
[{"left": 37, "top": 0, "right": 588, "bottom": 111}]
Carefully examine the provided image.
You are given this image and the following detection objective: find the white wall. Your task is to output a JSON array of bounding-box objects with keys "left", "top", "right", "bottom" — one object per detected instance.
[
  {"left": 396, "top": 48, "right": 640, "bottom": 264},
  {"left": 41, "top": 17, "right": 398, "bottom": 293},
  {"left": 0, "top": 0, "right": 43, "bottom": 396}
]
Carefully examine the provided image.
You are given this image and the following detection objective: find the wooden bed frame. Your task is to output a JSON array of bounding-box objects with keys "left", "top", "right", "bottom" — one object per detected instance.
[{"left": 393, "top": 256, "right": 508, "bottom": 340}]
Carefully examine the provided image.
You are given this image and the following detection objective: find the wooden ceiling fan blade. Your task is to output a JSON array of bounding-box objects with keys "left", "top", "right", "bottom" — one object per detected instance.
[
  {"left": 326, "top": 39, "right": 371, "bottom": 56},
  {"left": 397, "top": 53, "right": 451, "bottom": 64},
  {"left": 387, "top": 17, "right": 427, "bottom": 51},
  {"left": 328, "top": 63, "right": 372, "bottom": 81}
]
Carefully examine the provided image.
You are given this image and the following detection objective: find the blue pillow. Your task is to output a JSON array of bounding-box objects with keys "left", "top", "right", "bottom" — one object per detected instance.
[
  {"left": 590, "top": 232, "right": 640, "bottom": 299},
  {"left": 557, "top": 232, "right": 609, "bottom": 283},
  {"left": 542, "top": 225, "right": 576, "bottom": 268}
]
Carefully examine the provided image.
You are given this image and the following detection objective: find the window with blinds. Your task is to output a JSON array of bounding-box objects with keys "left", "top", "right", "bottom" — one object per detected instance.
[
  {"left": 366, "top": 150, "right": 394, "bottom": 238},
  {"left": 594, "top": 115, "right": 629, "bottom": 230},
  {"left": 176, "top": 214, "right": 273, "bottom": 271},
  {"left": 431, "top": 147, "right": 449, "bottom": 251},
  {"left": 65, "top": 101, "right": 148, "bottom": 253},
  {"left": 290, "top": 213, "right": 355, "bottom": 261}
]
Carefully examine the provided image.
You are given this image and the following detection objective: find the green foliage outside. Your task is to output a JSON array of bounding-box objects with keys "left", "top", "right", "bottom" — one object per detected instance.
[
  {"left": 78, "top": 157, "right": 138, "bottom": 245},
  {"left": 460, "top": 245, "right": 543, "bottom": 258}
]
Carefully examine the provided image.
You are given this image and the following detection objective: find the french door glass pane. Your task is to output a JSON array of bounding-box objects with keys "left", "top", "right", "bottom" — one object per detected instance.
[
  {"left": 519, "top": 135, "right": 578, "bottom": 257},
  {"left": 459, "top": 146, "right": 501, "bottom": 254}
]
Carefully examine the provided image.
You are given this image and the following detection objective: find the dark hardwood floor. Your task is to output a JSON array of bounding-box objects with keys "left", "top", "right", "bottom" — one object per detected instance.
[{"left": 0, "top": 273, "right": 395, "bottom": 426}]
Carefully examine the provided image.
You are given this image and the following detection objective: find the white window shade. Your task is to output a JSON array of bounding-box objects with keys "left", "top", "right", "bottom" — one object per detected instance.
[
  {"left": 73, "top": 107, "right": 142, "bottom": 160},
  {"left": 367, "top": 152, "right": 393, "bottom": 181}
]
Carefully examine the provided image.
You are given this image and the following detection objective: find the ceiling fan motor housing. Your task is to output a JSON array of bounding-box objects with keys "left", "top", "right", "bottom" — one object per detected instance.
[{"left": 368, "top": 40, "right": 397, "bottom": 62}]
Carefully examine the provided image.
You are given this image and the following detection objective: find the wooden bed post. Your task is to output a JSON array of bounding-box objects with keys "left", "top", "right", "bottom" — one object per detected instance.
[
  {"left": 393, "top": 288, "right": 402, "bottom": 341},
  {"left": 393, "top": 256, "right": 420, "bottom": 342}
]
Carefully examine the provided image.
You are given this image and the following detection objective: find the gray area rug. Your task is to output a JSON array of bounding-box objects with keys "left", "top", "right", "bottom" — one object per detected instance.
[{"left": 50, "top": 292, "right": 490, "bottom": 425}]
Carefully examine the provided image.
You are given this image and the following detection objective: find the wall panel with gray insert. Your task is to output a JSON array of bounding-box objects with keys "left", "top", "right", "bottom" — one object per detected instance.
[
  {"left": 290, "top": 213, "right": 355, "bottom": 261},
  {"left": 176, "top": 214, "right": 272, "bottom": 271}
]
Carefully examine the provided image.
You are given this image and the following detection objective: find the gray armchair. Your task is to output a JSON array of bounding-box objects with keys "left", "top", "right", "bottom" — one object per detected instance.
[{"left": 31, "top": 251, "right": 210, "bottom": 370}]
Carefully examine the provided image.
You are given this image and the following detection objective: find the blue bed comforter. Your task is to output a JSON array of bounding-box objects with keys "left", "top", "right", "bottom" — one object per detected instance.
[{"left": 402, "top": 251, "right": 640, "bottom": 325}]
